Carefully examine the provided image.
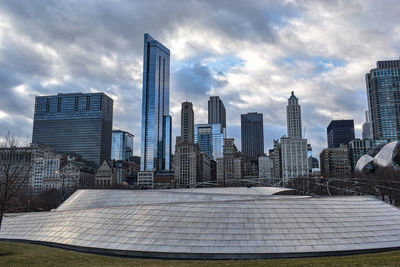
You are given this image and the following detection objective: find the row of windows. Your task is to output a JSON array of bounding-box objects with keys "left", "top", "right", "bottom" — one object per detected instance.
[
  {"left": 35, "top": 95, "right": 113, "bottom": 121},
  {"left": 96, "top": 180, "right": 111, "bottom": 186},
  {"left": 372, "top": 69, "right": 400, "bottom": 77}
]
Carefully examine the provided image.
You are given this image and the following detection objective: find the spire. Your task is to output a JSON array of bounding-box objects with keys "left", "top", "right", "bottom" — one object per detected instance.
[
  {"left": 287, "top": 91, "right": 302, "bottom": 139},
  {"left": 288, "top": 91, "right": 298, "bottom": 104}
]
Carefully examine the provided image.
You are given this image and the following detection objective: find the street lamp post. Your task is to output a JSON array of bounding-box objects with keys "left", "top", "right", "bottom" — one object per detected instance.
[
  {"left": 224, "top": 170, "right": 226, "bottom": 187},
  {"left": 61, "top": 172, "right": 65, "bottom": 201},
  {"left": 320, "top": 176, "right": 323, "bottom": 195}
]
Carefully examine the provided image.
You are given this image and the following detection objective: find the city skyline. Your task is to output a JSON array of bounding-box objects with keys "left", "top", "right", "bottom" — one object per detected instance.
[{"left": 1, "top": 1, "right": 400, "bottom": 158}]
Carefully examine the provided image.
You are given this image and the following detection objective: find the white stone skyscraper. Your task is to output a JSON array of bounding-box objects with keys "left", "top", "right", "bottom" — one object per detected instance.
[
  {"left": 281, "top": 91, "right": 308, "bottom": 181},
  {"left": 287, "top": 91, "right": 302, "bottom": 139}
]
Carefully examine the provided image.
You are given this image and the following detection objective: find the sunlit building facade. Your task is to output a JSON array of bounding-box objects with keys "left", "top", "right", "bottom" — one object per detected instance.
[
  {"left": 194, "top": 123, "right": 224, "bottom": 160},
  {"left": 111, "top": 130, "right": 134, "bottom": 161}
]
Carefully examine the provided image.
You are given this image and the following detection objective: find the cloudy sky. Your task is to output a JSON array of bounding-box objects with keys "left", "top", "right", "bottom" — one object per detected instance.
[{"left": 0, "top": 0, "right": 399, "bottom": 157}]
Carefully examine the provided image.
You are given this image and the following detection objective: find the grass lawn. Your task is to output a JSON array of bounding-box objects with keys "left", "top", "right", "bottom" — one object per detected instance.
[{"left": 1, "top": 241, "right": 400, "bottom": 266}]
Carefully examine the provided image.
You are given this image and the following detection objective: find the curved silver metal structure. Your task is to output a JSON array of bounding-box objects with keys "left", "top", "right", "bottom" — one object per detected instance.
[
  {"left": 1, "top": 188, "right": 400, "bottom": 259},
  {"left": 355, "top": 141, "right": 400, "bottom": 172},
  {"left": 355, "top": 154, "right": 374, "bottom": 173},
  {"left": 56, "top": 187, "right": 296, "bottom": 211},
  {"left": 374, "top": 142, "right": 400, "bottom": 169}
]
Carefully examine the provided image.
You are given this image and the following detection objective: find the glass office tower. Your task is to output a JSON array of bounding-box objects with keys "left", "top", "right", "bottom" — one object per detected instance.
[
  {"left": 194, "top": 124, "right": 224, "bottom": 160},
  {"left": 141, "top": 33, "right": 171, "bottom": 171},
  {"left": 327, "top": 120, "right": 355, "bottom": 148},
  {"left": 163, "top": 115, "right": 172, "bottom": 170},
  {"left": 208, "top": 96, "right": 226, "bottom": 136},
  {"left": 32, "top": 93, "right": 113, "bottom": 166},
  {"left": 111, "top": 130, "right": 134, "bottom": 161},
  {"left": 241, "top": 112, "right": 264, "bottom": 160},
  {"left": 366, "top": 60, "right": 400, "bottom": 141}
]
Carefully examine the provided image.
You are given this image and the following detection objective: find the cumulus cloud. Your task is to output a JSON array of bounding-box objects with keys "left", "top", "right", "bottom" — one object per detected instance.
[{"left": 0, "top": 0, "right": 399, "bottom": 157}]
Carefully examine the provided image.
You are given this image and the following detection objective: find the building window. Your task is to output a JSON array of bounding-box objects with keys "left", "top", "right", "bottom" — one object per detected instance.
[
  {"left": 86, "top": 96, "right": 91, "bottom": 111},
  {"left": 57, "top": 97, "right": 62, "bottom": 112}
]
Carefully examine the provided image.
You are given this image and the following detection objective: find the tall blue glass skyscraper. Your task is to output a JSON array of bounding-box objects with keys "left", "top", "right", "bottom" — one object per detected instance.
[
  {"left": 141, "top": 33, "right": 171, "bottom": 171},
  {"left": 32, "top": 93, "right": 113, "bottom": 166},
  {"left": 111, "top": 130, "right": 134, "bottom": 161},
  {"left": 194, "top": 124, "right": 224, "bottom": 160},
  {"left": 366, "top": 60, "right": 400, "bottom": 141}
]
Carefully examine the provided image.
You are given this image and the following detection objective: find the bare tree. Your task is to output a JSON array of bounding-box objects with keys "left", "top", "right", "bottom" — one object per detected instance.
[
  {"left": 0, "top": 132, "right": 33, "bottom": 229},
  {"left": 30, "top": 189, "right": 63, "bottom": 211}
]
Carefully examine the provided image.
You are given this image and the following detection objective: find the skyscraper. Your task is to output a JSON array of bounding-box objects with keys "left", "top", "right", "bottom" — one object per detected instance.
[
  {"left": 216, "top": 138, "right": 243, "bottom": 184},
  {"left": 194, "top": 124, "right": 224, "bottom": 160},
  {"left": 281, "top": 137, "right": 308, "bottom": 180},
  {"left": 258, "top": 155, "right": 272, "bottom": 180},
  {"left": 271, "top": 139, "right": 282, "bottom": 179},
  {"left": 241, "top": 112, "right": 264, "bottom": 160},
  {"left": 362, "top": 110, "right": 373, "bottom": 140},
  {"left": 181, "top": 102, "right": 194, "bottom": 143},
  {"left": 287, "top": 91, "right": 302, "bottom": 139},
  {"left": 327, "top": 120, "right": 355, "bottom": 148},
  {"left": 111, "top": 130, "right": 134, "bottom": 161},
  {"left": 366, "top": 59, "right": 400, "bottom": 141},
  {"left": 174, "top": 102, "right": 205, "bottom": 187},
  {"left": 141, "top": 33, "right": 171, "bottom": 171},
  {"left": 320, "top": 145, "right": 352, "bottom": 178},
  {"left": 32, "top": 92, "right": 113, "bottom": 166},
  {"left": 208, "top": 96, "right": 226, "bottom": 135},
  {"left": 281, "top": 92, "right": 308, "bottom": 180}
]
